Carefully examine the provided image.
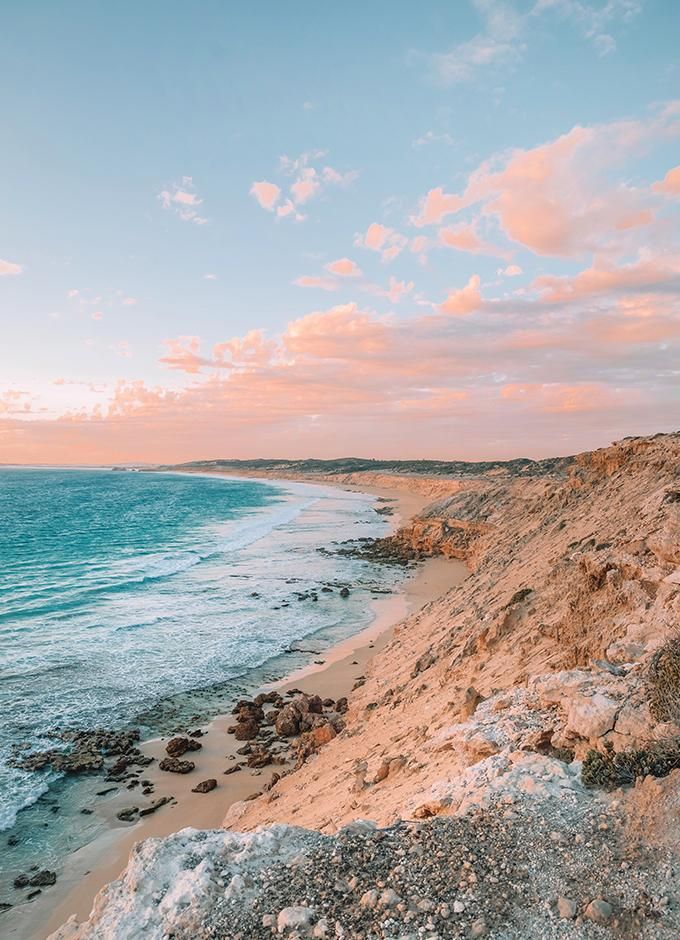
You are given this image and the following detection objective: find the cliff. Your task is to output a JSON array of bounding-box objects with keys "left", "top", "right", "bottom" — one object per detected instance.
[{"left": 52, "top": 433, "right": 680, "bottom": 939}]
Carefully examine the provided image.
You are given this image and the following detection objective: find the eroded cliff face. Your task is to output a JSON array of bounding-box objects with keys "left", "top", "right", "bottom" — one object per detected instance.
[
  {"left": 52, "top": 434, "right": 680, "bottom": 938},
  {"left": 228, "top": 433, "right": 680, "bottom": 833}
]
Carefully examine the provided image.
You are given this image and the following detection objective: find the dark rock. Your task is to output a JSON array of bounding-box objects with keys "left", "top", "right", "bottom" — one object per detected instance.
[
  {"left": 254, "top": 691, "right": 283, "bottom": 707},
  {"left": 116, "top": 807, "right": 139, "bottom": 822},
  {"left": 29, "top": 870, "right": 57, "bottom": 887},
  {"left": 80, "top": 808, "right": 93, "bottom": 814},
  {"left": 158, "top": 758, "right": 195, "bottom": 774},
  {"left": 307, "top": 695, "right": 324, "bottom": 714},
  {"left": 0, "top": 903, "right": 12, "bottom": 913},
  {"left": 339, "top": 587, "right": 350, "bottom": 597},
  {"left": 247, "top": 747, "right": 273, "bottom": 769},
  {"left": 236, "top": 703, "right": 265, "bottom": 723},
  {"left": 224, "top": 764, "right": 242, "bottom": 774},
  {"left": 139, "top": 796, "right": 172, "bottom": 817},
  {"left": 336, "top": 697, "right": 348, "bottom": 714},
  {"left": 165, "top": 736, "right": 202, "bottom": 758},
  {"left": 7, "top": 835, "right": 19, "bottom": 846},
  {"left": 233, "top": 719, "right": 260, "bottom": 741},
  {"left": 191, "top": 778, "right": 217, "bottom": 794},
  {"left": 26, "top": 890, "right": 42, "bottom": 901},
  {"left": 13, "top": 874, "right": 29, "bottom": 889}
]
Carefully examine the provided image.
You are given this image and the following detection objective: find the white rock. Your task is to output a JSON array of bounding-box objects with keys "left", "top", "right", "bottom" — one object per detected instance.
[
  {"left": 277, "top": 905, "right": 316, "bottom": 933},
  {"left": 566, "top": 693, "right": 620, "bottom": 739},
  {"left": 45, "top": 825, "right": 317, "bottom": 940}
]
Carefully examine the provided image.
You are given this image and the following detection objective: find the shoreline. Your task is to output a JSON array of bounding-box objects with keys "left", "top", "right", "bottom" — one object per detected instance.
[{"left": 7, "top": 476, "right": 466, "bottom": 940}]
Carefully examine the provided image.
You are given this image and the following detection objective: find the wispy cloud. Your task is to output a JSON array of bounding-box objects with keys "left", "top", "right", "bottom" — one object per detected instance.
[
  {"left": 0, "top": 258, "right": 23, "bottom": 276},
  {"left": 250, "top": 151, "right": 357, "bottom": 222},
  {"left": 414, "top": 0, "right": 642, "bottom": 86},
  {"left": 412, "top": 130, "right": 455, "bottom": 149},
  {"left": 158, "top": 177, "right": 208, "bottom": 225}
]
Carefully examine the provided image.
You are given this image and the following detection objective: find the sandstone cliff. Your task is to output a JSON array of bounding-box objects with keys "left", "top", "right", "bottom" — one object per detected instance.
[{"left": 52, "top": 433, "right": 680, "bottom": 939}]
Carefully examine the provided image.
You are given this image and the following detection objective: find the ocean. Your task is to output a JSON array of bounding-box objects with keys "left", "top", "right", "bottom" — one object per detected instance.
[{"left": 0, "top": 468, "right": 399, "bottom": 865}]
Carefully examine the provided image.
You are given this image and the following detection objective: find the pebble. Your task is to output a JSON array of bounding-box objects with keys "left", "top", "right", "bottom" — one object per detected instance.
[
  {"left": 276, "top": 905, "right": 316, "bottom": 932},
  {"left": 556, "top": 896, "right": 577, "bottom": 919},
  {"left": 584, "top": 898, "right": 613, "bottom": 925}
]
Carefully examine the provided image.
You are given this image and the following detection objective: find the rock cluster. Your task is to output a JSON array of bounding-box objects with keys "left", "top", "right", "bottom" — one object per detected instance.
[
  {"left": 10, "top": 728, "right": 145, "bottom": 777},
  {"left": 223, "top": 690, "right": 346, "bottom": 777}
]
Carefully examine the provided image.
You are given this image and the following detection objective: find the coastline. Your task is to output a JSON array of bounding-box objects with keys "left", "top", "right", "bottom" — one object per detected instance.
[{"left": 7, "top": 476, "right": 466, "bottom": 940}]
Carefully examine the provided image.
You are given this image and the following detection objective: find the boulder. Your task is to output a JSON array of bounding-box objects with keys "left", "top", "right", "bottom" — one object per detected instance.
[
  {"left": 165, "top": 736, "right": 202, "bottom": 758},
  {"left": 233, "top": 719, "right": 260, "bottom": 741},
  {"left": 566, "top": 693, "right": 620, "bottom": 740},
  {"left": 307, "top": 695, "right": 324, "bottom": 714},
  {"left": 158, "top": 758, "right": 195, "bottom": 774},
  {"left": 191, "top": 779, "right": 217, "bottom": 794},
  {"left": 277, "top": 906, "right": 316, "bottom": 933}
]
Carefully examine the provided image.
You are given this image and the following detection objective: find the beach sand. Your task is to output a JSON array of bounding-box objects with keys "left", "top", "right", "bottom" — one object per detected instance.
[{"left": 10, "top": 480, "right": 466, "bottom": 940}]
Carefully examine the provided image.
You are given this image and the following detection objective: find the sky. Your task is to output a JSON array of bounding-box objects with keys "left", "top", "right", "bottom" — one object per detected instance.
[{"left": 1, "top": 0, "right": 679, "bottom": 464}]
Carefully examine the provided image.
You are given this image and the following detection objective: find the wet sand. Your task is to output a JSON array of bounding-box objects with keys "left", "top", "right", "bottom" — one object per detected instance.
[{"left": 8, "top": 480, "right": 466, "bottom": 940}]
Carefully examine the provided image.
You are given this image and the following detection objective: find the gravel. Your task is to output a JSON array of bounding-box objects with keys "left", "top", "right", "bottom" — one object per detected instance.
[{"left": 199, "top": 796, "right": 679, "bottom": 939}]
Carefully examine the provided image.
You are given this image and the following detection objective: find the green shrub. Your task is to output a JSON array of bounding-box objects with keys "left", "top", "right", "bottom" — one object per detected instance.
[{"left": 582, "top": 738, "right": 680, "bottom": 790}]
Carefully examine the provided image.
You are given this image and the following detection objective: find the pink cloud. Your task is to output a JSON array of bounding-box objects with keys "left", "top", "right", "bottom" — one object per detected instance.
[
  {"left": 294, "top": 275, "right": 339, "bottom": 292},
  {"left": 533, "top": 257, "right": 680, "bottom": 302},
  {"left": 654, "top": 165, "right": 680, "bottom": 196},
  {"left": 284, "top": 304, "right": 388, "bottom": 358},
  {"left": 499, "top": 264, "right": 522, "bottom": 277},
  {"left": 412, "top": 187, "right": 466, "bottom": 227},
  {"left": 213, "top": 330, "right": 276, "bottom": 367},
  {"left": 291, "top": 169, "right": 320, "bottom": 204},
  {"left": 411, "top": 106, "right": 680, "bottom": 257},
  {"left": 355, "top": 223, "right": 407, "bottom": 262},
  {"left": 438, "top": 222, "right": 506, "bottom": 257},
  {"left": 250, "top": 180, "right": 281, "bottom": 211},
  {"left": 159, "top": 336, "right": 205, "bottom": 374},
  {"left": 158, "top": 178, "right": 207, "bottom": 225},
  {"left": 4, "top": 282, "right": 679, "bottom": 464},
  {"left": 363, "top": 277, "right": 415, "bottom": 304},
  {"left": 253, "top": 152, "right": 357, "bottom": 222},
  {"left": 325, "top": 257, "right": 362, "bottom": 277},
  {"left": 438, "top": 275, "right": 482, "bottom": 315},
  {"left": 499, "top": 382, "right": 634, "bottom": 414},
  {"left": 0, "top": 258, "right": 23, "bottom": 276},
  {"left": 322, "top": 166, "right": 358, "bottom": 186}
]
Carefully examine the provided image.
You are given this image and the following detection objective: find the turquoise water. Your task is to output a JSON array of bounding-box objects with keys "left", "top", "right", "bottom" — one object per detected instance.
[{"left": 0, "top": 468, "right": 396, "bottom": 838}]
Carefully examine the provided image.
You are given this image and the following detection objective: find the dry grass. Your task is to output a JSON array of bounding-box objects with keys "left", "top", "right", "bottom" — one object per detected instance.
[{"left": 647, "top": 631, "right": 680, "bottom": 724}]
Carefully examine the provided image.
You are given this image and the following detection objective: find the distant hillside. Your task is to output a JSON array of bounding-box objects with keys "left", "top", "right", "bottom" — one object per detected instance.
[{"left": 161, "top": 453, "right": 575, "bottom": 478}]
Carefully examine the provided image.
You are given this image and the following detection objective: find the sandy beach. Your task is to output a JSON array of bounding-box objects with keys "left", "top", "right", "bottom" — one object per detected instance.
[{"left": 8, "top": 478, "right": 466, "bottom": 940}]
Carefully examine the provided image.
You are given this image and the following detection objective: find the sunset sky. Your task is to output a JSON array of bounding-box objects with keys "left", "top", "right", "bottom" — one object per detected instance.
[{"left": 2, "top": 0, "right": 679, "bottom": 464}]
